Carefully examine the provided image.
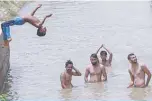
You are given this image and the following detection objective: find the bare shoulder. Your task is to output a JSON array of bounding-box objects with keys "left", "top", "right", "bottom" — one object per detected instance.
[
  {"left": 60, "top": 72, "right": 65, "bottom": 77},
  {"left": 128, "top": 64, "right": 132, "bottom": 71},
  {"left": 60, "top": 73, "right": 63, "bottom": 78},
  {"left": 128, "top": 65, "right": 132, "bottom": 71},
  {"left": 86, "top": 64, "right": 91, "bottom": 69}
]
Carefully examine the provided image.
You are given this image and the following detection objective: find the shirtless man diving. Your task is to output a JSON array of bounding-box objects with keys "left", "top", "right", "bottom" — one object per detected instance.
[
  {"left": 96, "top": 44, "right": 113, "bottom": 67},
  {"left": 84, "top": 53, "right": 107, "bottom": 83},
  {"left": 60, "top": 60, "right": 82, "bottom": 89},
  {"left": 1, "top": 4, "right": 52, "bottom": 47},
  {"left": 127, "top": 53, "right": 151, "bottom": 88}
]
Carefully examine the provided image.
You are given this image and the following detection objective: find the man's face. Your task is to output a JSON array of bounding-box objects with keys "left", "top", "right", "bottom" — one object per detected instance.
[
  {"left": 90, "top": 57, "right": 98, "bottom": 66},
  {"left": 129, "top": 55, "right": 137, "bottom": 63},
  {"left": 66, "top": 64, "right": 73, "bottom": 73},
  {"left": 100, "top": 54, "right": 107, "bottom": 60}
]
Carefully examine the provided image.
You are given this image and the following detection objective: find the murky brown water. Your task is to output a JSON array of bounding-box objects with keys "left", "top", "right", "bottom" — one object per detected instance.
[{"left": 3, "top": 1, "right": 152, "bottom": 101}]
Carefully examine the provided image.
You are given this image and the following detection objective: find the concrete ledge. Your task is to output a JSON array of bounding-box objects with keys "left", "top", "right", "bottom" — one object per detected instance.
[
  {"left": 0, "top": 1, "right": 27, "bottom": 92},
  {"left": 0, "top": 33, "right": 10, "bottom": 92}
]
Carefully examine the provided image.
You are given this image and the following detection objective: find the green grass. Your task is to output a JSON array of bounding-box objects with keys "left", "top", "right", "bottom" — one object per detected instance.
[
  {"left": 0, "top": 1, "right": 27, "bottom": 21},
  {"left": 0, "top": 94, "right": 7, "bottom": 101}
]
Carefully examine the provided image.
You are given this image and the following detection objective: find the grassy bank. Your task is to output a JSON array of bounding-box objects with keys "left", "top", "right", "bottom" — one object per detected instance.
[{"left": 0, "top": 1, "right": 27, "bottom": 21}]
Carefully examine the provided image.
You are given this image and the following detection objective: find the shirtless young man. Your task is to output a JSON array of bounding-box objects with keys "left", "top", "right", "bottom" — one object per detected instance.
[
  {"left": 96, "top": 44, "right": 113, "bottom": 67},
  {"left": 127, "top": 53, "right": 151, "bottom": 88},
  {"left": 1, "top": 4, "right": 52, "bottom": 47},
  {"left": 84, "top": 53, "right": 107, "bottom": 83},
  {"left": 60, "top": 60, "right": 82, "bottom": 89}
]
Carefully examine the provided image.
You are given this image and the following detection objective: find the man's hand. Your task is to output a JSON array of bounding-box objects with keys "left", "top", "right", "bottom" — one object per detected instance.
[
  {"left": 102, "top": 44, "right": 106, "bottom": 48},
  {"left": 85, "top": 78, "right": 89, "bottom": 83},
  {"left": 72, "top": 66, "right": 82, "bottom": 76},
  {"left": 72, "top": 66, "right": 75, "bottom": 70},
  {"left": 100, "top": 44, "right": 103, "bottom": 48},
  {"left": 127, "top": 83, "right": 134, "bottom": 88},
  {"left": 46, "top": 14, "right": 53, "bottom": 18},
  {"left": 39, "top": 14, "right": 53, "bottom": 27},
  {"left": 37, "top": 4, "right": 42, "bottom": 8}
]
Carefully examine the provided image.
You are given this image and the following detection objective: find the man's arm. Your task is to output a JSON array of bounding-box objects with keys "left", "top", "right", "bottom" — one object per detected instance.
[
  {"left": 142, "top": 65, "right": 151, "bottom": 87},
  {"left": 31, "top": 4, "right": 42, "bottom": 16},
  {"left": 72, "top": 67, "right": 82, "bottom": 76},
  {"left": 102, "top": 45, "right": 113, "bottom": 64},
  {"left": 101, "top": 67, "right": 107, "bottom": 81},
  {"left": 60, "top": 73, "right": 66, "bottom": 89},
  {"left": 84, "top": 67, "right": 90, "bottom": 83},
  {"left": 127, "top": 70, "right": 134, "bottom": 88},
  {"left": 39, "top": 14, "right": 52, "bottom": 27},
  {"left": 96, "top": 44, "right": 103, "bottom": 54}
]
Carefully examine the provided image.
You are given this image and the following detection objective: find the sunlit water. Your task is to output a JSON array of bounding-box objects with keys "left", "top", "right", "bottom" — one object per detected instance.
[{"left": 3, "top": 1, "right": 152, "bottom": 101}]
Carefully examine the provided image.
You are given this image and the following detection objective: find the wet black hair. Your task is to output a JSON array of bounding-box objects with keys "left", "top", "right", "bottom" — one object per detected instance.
[
  {"left": 100, "top": 51, "right": 107, "bottom": 56},
  {"left": 65, "top": 60, "right": 73, "bottom": 68},
  {"left": 37, "top": 27, "right": 46, "bottom": 36},
  {"left": 90, "top": 53, "right": 98, "bottom": 59},
  {"left": 128, "top": 53, "right": 135, "bottom": 60}
]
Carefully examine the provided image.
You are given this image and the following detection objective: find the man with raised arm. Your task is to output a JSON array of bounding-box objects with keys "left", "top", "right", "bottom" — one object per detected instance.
[
  {"left": 96, "top": 44, "right": 113, "bottom": 67},
  {"left": 60, "top": 60, "right": 82, "bottom": 89}
]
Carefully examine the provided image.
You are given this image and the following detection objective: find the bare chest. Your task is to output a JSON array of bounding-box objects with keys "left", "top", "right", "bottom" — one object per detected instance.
[
  {"left": 90, "top": 67, "right": 102, "bottom": 75},
  {"left": 65, "top": 73, "right": 72, "bottom": 81},
  {"left": 130, "top": 67, "right": 144, "bottom": 77}
]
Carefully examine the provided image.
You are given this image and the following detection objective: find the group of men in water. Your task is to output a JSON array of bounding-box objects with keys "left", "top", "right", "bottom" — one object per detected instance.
[
  {"left": 60, "top": 44, "right": 151, "bottom": 89},
  {"left": 0, "top": 4, "right": 151, "bottom": 89}
]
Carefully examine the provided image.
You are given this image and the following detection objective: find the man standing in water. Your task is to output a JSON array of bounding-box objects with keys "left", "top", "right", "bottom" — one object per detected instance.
[
  {"left": 127, "top": 53, "right": 151, "bottom": 88},
  {"left": 60, "top": 60, "right": 82, "bottom": 89},
  {"left": 96, "top": 44, "right": 113, "bottom": 67},
  {"left": 1, "top": 4, "right": 52, "bottom": 47},
  {"left": 84, "top": 53, "right": 107, "bottom": 83}
]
